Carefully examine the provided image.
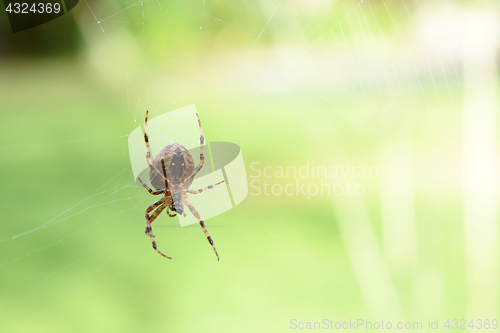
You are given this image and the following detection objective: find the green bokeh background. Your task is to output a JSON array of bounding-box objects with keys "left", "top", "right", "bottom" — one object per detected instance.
[{"left": 1, "top": 0, "right": 499, "bottom": 332}]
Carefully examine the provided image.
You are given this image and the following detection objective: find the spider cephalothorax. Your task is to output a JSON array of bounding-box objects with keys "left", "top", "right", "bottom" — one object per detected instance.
[{"left": 137, "top": 111, "right": 224, "bottom": 260}]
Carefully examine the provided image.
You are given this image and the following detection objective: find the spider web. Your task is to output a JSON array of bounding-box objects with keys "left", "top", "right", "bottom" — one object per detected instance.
[{"left": 1, "top": 0, "right": 500, "bottom": 332}]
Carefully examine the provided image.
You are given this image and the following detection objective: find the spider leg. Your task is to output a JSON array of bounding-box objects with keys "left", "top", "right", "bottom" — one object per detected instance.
[
  {"left": 143, "top": 110, "right": 169, "bottom": 184},
  {"left": 138, "top": 177, "right": 164, "bottom": 195},
  {"left": 184, "top": 200, "right": 219, "bottom": 261},
  {"left": 184, "top": 113, "right": 205, "bottom": 184},
  {"left": 160, "top": 159, "right": 171, "bottom": 191},
  {"left": 145, "top": 199, "right": 172, "bottom": 259},
  {"left": 188, "top": 180, "right": 225, "bottom": 194},
  {"left": 144, "top": 110, "right": 155, "bottom": 172}
]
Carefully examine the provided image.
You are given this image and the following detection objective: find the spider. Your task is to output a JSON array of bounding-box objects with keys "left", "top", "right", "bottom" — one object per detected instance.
[{"left": 137, "top": 110, "right": 225, "bottom": 261}]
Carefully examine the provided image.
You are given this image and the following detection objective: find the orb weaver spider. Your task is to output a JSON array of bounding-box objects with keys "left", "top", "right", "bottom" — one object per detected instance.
[{"left": 137, "top": 111, "right": 224, "bottom": 260}]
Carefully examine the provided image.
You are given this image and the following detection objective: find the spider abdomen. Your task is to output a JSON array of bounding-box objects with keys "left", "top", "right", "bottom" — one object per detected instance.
[{"left": 149, "top": 143, "right": 195, "bottom": 190}]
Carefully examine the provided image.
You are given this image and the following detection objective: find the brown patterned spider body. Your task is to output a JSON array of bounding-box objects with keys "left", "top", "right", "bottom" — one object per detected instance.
[{"left": 138, "top": 111, "right": 224, "bottom": 261}]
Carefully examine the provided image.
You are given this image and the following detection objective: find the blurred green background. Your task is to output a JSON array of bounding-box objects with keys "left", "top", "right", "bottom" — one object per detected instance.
[{"left": 1, "top": 0, "right": 499, "bottom": 332}]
